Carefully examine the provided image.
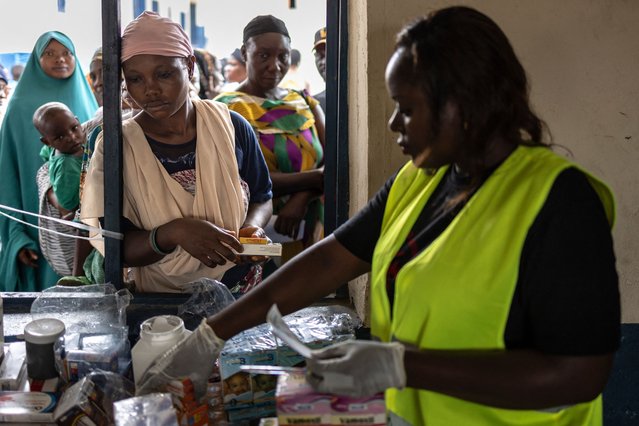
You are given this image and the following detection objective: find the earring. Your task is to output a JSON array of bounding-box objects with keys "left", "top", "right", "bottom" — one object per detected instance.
[{"left": 463, "top": 121, "right": 468, "bottom": 131}]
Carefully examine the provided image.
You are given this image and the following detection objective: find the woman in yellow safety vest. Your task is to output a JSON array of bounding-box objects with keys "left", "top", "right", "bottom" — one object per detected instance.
[{"left": 138, "top": 6, "right": 619, "bottom": 426}]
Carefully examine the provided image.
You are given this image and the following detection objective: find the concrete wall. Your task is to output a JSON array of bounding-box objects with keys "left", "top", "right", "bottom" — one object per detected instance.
[{"left": 348, "top": 0, "right": 639, "bottom": 324}]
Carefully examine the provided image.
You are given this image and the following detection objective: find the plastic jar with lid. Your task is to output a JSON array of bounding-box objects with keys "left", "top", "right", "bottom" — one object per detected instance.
[
  {"left": 24, "top": 318, "right": 66, "bottom": 380},
  {"left": 131, "top": 315, "right": 191, "bottom": 384}
]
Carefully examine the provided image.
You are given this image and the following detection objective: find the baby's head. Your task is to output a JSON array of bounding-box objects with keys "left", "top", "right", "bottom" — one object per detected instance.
[
  {"left": 33, "top": 102, "right": 85, "bottom": 155},
  {"left": 225, "top": 372, "right": 250, "bottom": 395}
]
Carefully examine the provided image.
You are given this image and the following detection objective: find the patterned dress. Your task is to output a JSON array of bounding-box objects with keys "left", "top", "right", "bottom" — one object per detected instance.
[{"left": 215, "top": 90, "right": 324, "bottom": 245}]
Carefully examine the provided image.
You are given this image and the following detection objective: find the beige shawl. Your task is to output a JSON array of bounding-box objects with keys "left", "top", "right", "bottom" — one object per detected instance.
[{"left": 81, "top": 100, "right": 247, "bottom": 292}]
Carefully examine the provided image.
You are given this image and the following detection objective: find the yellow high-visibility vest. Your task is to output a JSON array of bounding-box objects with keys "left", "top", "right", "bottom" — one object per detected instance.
[{"left": 371, "top": 145, "right": 614, "bottom": 425}]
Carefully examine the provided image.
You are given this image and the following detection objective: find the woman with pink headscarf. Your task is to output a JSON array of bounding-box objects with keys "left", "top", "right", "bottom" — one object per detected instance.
[{"left": 81, "top": 12, "right": 273, "bottom": 294}]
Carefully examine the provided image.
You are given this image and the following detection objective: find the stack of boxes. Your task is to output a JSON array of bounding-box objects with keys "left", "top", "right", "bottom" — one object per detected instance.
[
  {"left": 219, "top": 306, "right": 360, "bottom": 423},
  {"left": 166, "top": 378, "right": 209, "bottom": 426},
  {"left": 0, "top": 342, "right": 61, "bottom": 423},
  {"left": 276, "top": 372, "right": 386, "bottom": 426}
]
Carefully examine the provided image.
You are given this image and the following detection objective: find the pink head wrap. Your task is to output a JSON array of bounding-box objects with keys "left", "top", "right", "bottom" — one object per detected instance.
[{"left": 121, "top": 11, "right": 193, "bottom": 62}]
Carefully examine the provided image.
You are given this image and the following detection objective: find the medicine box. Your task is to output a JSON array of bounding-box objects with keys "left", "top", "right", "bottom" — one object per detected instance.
[
  {"left": 54, "top": 376, "right": 110, "bottom": 426},
  {"left": 220, "top": 348, "right": 278, "bottom": 410},
  {"left": 0, "top": 342, "right": 27, "bottom": 391},
  {"left": 28, "top": 377, "right": 61, "bottom": 393},
  {"left": 64, "top": 332, "right": 123, "bottom": 381},
  {"left": 276, "top": 372, "right": 386, "bottom": 426},
  {"left": 241, "top": 243, "right": 283, "bottom": 257},
  {"left": 0, "top": 391, "right": 57, "bottom": 423}
]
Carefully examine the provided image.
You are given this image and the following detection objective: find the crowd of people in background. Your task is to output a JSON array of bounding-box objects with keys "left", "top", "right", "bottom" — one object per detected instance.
[{"left": 0, "top": 11, "right": 328, "bottom": 294}]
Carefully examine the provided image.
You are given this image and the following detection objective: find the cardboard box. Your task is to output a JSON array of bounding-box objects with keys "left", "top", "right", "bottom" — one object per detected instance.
[
  {"left": 0, "top": 342, "right": 27, "bottom": 391},
  {"left": 276, "top": 372, "right": 386, "bottom": 426},
  {"left": 28, "top": 377, "right": 60, "bottom": 393},
  {"left": 64, "top": 333, "right": 123, "bottom": 381},
  {"left": 227, "top": 403, "right": 276, "bottom": 423},
  {"left": 241, "top": 243, "right": 283, "bottom": 257},
  {"left": 54, "top": 377, "right": 110, "bottom": 426},
  {"left": 0, "top": 391, "right": 57, "bottom": 423}
]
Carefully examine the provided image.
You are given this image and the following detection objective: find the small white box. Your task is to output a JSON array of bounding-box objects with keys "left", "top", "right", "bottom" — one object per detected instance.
[
  {"left": 0, "top": 391, "right": 57, "bottom": 423},
  {"left": 0, "top": 343, "right": 27, "bottom": 391},
  {"left": 240, "top": 243, "right": 283, "bottom": 257}
]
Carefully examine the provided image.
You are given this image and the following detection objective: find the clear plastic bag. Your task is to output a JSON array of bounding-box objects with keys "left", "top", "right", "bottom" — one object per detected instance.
[
  {"left": 221, "top": 305, "right": 362, "bottom": 357},
  {"left": 30, "top": 284, "right": 133, "bottom": 382},
  {"left": 54, "top": 370, "right": 135, "bottom": 424},
  {"left": 114, "top": 393, "right": 178, "bottom": 426},
  {"left": 64, "top": 325, "right": 131, "bottom": 381},
  {"left": 177, "top": 278, "right": 235, "bottom": 329},
  {"left": 30, "top": 283, "right": 132, "bottom": 333}
]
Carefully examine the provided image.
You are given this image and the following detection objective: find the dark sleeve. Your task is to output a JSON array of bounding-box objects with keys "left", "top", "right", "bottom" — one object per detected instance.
[
  {"left": 506, "top": 168, "right": 620, "bottom": 355},
  {"left": 230, "top": 111, "right": 273, "bottom": 203},
  {"left": 333, "top": 174, "right": 397, "bottom": 262}
]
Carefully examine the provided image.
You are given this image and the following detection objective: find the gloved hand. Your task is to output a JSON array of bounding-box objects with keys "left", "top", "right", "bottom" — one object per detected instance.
[
  {"left": 136, "top": 319, "right": 224, "bottom": 399},
  {"left": 306, "top": 340, "right": 406, "bottom": 397}
]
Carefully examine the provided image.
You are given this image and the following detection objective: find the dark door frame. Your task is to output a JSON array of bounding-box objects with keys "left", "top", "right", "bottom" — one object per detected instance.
[
  {"left": 101, "top": 0, "right": 350, "bottom": 290},
  {"left": 324, "top": 0, "right": 350, "bottom": 235},
  {"left": 102, "top": 0, "right": 124, "bottom": 288}
]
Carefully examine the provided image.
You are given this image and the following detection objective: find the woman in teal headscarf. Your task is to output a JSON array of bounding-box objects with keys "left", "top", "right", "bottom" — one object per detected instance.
[{"left": 0, "top": 31, "right": 98, "bottom": 291}]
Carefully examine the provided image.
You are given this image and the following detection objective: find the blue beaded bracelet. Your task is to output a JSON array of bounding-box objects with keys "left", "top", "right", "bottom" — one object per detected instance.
[{"left": 149, "top": 227, "right": 174, "bottom": 256}]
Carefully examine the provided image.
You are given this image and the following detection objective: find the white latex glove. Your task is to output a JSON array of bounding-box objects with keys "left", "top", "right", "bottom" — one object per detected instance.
[
  {"left": 136, "top": 319, "right": 224, "bottom": 399},
  {"left": 306, "top": 340, "right": 406, "bottom": 397}
]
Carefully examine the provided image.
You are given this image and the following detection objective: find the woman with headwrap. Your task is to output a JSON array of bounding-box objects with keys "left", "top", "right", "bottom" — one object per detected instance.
[
  {"left": 0, "top": 31, "right": 98, "bottom": 292},
  {"left": 215, "top": 15, "right": 325, "bottom": 262},
  {"left": 81, "top": 11, "right": 272, "bottom": 293}
]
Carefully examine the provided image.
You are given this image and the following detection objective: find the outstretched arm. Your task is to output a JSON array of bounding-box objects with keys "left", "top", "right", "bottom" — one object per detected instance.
[{"left": 208, "top": 234, "right": 370, "bottom": 340}]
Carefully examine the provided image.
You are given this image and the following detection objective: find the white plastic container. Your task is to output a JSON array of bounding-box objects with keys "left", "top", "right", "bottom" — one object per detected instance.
[{"left": 131, "top": 315, "right": 190, "bottom": 385}]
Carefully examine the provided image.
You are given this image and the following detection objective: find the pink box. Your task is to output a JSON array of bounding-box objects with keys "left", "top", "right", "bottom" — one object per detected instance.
[{"left": 276, "top": 372, "right": 386, "bottom": 426}]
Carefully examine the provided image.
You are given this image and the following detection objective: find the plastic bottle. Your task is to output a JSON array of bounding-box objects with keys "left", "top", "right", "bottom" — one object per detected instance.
[
  {"left": 24, "top": 318, "right": 66, "bottom": 380},
  {"left": 131, "top": 315, "right": 191, "bottom": 384}
]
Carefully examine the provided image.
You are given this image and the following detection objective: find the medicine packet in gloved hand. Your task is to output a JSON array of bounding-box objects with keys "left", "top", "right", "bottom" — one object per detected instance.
[
  {"left": 266, "top": 304, "right": 406, "bottom": 397},
  {"left": 306, "top": 339, "right": 406, "bottom": 396}
]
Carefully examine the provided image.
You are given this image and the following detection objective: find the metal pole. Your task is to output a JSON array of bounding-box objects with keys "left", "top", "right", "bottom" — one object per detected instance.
[
  {"left": 326, "top": 0, "right": 350, "bottom": 298},
  {"left": 101, "top": 0, "right": 123, "bottom": 289},
  {"left": 325, "top": 0, "right": 349, "bottom": 235}
]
